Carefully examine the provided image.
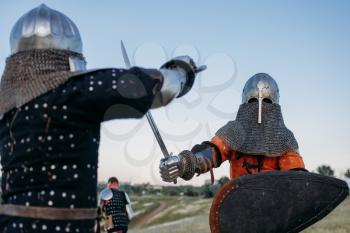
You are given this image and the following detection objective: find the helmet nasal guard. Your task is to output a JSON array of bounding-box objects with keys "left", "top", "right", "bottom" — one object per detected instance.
[{"left": 242, "top": 73, "right": 280, "bottom": 123}]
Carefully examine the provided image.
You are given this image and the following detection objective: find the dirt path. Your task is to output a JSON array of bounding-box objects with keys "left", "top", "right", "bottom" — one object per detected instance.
[{"left": 132, "top": 201, "right": 168, "bottom": 229}]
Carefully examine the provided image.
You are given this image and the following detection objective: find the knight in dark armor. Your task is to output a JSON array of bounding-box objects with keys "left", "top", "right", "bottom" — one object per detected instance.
[
  {"left": 159, "top": 73, "right": 306, "bottom": 183},
  {"left": 0, "top": 4, "right": 202, "bottom": 233}
]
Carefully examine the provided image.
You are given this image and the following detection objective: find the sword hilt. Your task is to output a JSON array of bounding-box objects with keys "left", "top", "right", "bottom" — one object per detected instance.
[{"left": 195, "top": 65, "right": 207, "bottom": 73}]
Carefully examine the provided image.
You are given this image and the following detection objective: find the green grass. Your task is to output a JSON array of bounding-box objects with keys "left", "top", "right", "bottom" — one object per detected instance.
[
  {"left": 130, "top": 215, "right": 210, "bottom": 233},
  {"left": 302, "top": 197, "right": 350, "bottom": 233},
  {"left": 128, "top": 196, "right": 162, "bottom": 228},
  {"left": 145, "top": 197, "right": 211, "bottom": 227}
]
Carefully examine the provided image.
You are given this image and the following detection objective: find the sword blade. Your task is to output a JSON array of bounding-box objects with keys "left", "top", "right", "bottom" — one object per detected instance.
[
  {"left": 120, "top": 40, "right": 170, "bottom": 158},
  {"left": 120, "top": 40, "right": 132, "bottom": 68},
  {"left": 145, "top": 112, "right": 170, "bottom": 158}
]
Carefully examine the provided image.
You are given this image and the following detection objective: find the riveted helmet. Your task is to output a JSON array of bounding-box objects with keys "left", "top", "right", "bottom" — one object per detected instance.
[{"left": 10, "top": 4, "right": 83, "bottom": 54}]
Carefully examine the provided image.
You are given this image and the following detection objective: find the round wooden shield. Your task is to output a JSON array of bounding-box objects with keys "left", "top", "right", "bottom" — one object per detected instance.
[{"left": 209, "top": 171, "right": 349, "bottom": 233}]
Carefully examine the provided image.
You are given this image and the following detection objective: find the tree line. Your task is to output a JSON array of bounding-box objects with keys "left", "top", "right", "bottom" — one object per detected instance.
[
  {"left": 98, "top": 176, "right": 231, "bottom": 198},
  {"left": 97, "top": 166, "right": 350, "bottom": 198}
]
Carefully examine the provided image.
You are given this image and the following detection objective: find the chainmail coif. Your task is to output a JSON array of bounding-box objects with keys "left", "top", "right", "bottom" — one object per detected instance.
[
  {"left": 0, "top": 49, "right": 85, "bottom": 115},
  {"left": 215, "top": 102, "right": 299, "bottom": 157}
]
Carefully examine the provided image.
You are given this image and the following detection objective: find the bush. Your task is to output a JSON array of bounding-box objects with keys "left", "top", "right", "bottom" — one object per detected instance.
[
  {"left": 316, "top": 165, "right": 335, "bottom": 177},
  {"left": 345, "top": 169, "right": 350, "bottom": 179}
]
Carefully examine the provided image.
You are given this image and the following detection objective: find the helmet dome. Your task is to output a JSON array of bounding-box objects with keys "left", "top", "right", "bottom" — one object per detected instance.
[
  {"left": 10, "top": 4, "right": 83, "bottom": 54},
  {"left": 242, "top": 73, "right": 279, "bottom": 104}
]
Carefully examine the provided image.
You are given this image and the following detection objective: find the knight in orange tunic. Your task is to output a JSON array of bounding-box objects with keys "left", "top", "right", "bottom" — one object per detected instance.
[
  {"left": 209, "top": 136, "right": 305, "bottom": 180},
  {"left": 159, "top": 73, "right": 306, "bottom": 183}
]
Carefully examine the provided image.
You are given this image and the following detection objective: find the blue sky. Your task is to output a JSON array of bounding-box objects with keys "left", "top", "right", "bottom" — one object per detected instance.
[{"left": 1, "top": 1, "right": 349, "bottom": 185}]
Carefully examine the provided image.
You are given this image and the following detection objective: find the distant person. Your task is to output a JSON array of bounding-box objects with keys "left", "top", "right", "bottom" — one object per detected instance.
[{"left": 102, "top": 177, "right": 132, "bottom": 233}]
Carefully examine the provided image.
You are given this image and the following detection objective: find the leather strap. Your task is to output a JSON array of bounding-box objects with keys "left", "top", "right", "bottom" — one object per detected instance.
[{"left": 0, "top": 204, "right": 98, "bottom": 220}]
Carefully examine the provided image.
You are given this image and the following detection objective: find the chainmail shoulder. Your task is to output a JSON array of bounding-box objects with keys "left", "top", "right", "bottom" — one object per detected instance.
[
  {"left": 0, "top": 49, "right": 85, "bottom": 115},
  {"left": 215, "top": 121, "right": 246, "bottom": 151}
]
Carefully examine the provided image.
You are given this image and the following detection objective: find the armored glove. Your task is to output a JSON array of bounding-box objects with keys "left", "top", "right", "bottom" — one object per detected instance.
[
  {"left": 160, "top": 142, "right": 221, "bottom": 183},
  {"left": 152, "top": 56, "right": 206, "bottom": 108},
  {"left": 159, "top": 150, "right": 197, "bottom": 183}
]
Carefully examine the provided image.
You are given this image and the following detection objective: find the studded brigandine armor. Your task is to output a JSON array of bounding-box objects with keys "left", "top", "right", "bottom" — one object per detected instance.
[{"left": 0, "top": 4, "right": 200, "bottom": 233}]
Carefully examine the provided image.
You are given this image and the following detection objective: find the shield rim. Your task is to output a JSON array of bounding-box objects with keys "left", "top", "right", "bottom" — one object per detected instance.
[{"left": 209, "top": 180, "right": 236, "bottom": 233}]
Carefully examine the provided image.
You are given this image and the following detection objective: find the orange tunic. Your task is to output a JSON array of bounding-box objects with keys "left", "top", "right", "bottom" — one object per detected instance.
[{"left": 211, "top": 136, "right": 305, "bottom": 179}]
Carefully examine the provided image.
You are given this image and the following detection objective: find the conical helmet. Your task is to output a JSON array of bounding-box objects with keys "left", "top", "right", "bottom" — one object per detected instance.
[
  {"left": 10, "top": 4, "right": 83, "bottom": 54},
  {"left": 242, "top": 73, "right": 280, "bottom": 123}
]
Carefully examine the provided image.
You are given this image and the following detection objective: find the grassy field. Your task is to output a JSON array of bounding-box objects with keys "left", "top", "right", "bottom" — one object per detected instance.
[
  {"left": 128, "top": 196, "right": 350, "bottom": 233},
  {"left": 303, "top": 197, "right": 350, "bottom": 233},
  {"left": 129, "top": 195, "right": 211, "bottom": 228}
]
